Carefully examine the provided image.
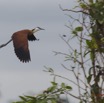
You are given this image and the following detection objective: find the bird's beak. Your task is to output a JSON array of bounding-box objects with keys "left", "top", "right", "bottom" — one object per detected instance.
[{"left": 40, "top": 28, "right": 45, "bottom": 30}]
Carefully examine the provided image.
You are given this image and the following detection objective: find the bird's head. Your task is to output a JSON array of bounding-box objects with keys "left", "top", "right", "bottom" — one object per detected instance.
[{"left": 32, "top": 27, "right": 44, "bottom": 33}]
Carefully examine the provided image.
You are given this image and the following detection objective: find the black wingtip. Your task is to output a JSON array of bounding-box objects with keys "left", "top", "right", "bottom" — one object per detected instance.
[{"left": 14, "top": 47, "right": 31, "bottom": 63}]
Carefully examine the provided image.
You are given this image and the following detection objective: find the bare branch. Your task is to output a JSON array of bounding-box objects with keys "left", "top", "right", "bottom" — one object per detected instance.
[
  {"left": 65, "top": 91, "right": 81, "bottom": 100},
  {"left": 59, "top": 35, "right": 74, "bottom": 51},
  {"left": 59, "top": 4, "right": 89, "bottom": 15},
  {"left": 51, "top": 74, "right": 85, "bottom": 91}
]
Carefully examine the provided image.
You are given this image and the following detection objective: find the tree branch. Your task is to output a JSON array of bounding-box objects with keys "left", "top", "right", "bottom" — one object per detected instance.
[{"left": 59, "top": 4, "right": 89, "bottom": 15}]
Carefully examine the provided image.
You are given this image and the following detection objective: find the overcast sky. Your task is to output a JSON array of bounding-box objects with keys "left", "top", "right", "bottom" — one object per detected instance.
[{"left": 0, "top": 0, "right": 77, "bottom": 103}]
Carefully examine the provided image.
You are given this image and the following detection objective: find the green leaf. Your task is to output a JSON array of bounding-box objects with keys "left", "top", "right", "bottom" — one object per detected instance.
[
  {"left": 61, "top": 83, "right": 66, "bottom": 88},
  {"left": 72, "top": 30, "right": 77, "bottom": 35},
  {"left": 60, "top": 91, "right": 64, "bottom": 94},
  {"left": 47, "top": 85, "right": 57, "bottom": 92},
  {"left": 37, "top": 93, "right": 46, "bottom": 98},
  {"left": 75, "top": 26, "right": 83, "bottom": 32},
  {"left": 74, "top": 49, "right": 77, "bottom": 57},
  {"left": 19, "top": 96, "right": 27, "bottom": 101},
  {"left": 90, "top": 51, "right": 95, "bottom": 61},
  {"left": 87, "top": 75, "right": 92, "bottom": 84},
  {"left": 61, "top": 83, "right": 72, "bottom": 90},
  {"left": 50, "top": 99, "right": 57, "bottom": 103},
  {"left": 65, "top": 86, "right": 72, "bottom": 90},
  {"left": 91, "top": 83, "right": 99, "bottom": 94},
  {"left": 51, "top": 82, "right": 57, "bottom": 86},
  {"left": 86, "top": 40, "right": 91, "bottom": 47},
  {"left": 80, "top": 3, "right": 88, "bottom": 9},
  {"left": 89, "top": 0, "right": 93, "bottom": 3},
  {"left": 79, "top": 100, "right": 83, "bottom": 103},
  {"left": 86, "top": 38, "right": 98, "bottom": 50},
  {"left": 25, "top": 95, "right": 36, "bottom": 100},
  {"left": 26, "top": 100, "right": 36, "bottom": 103}
]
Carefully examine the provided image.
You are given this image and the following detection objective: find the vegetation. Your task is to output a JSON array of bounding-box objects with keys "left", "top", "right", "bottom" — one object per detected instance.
[
  {"left": 12, "top": 0, "right": 104, "bottom": 103},
  {"left": 12, "top": 81, "right": 71, "bottom": 103}
]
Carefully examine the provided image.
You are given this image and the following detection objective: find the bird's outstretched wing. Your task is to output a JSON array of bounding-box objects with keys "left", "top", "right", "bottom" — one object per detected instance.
[{"left": 12, "top": 30, "right": 31, "bottom": 62}]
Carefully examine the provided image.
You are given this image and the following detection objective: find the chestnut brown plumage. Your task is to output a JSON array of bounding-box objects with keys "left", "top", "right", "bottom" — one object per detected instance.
[
  {"left": 11, "top": 27, "right": 44, "bottom": 63},
  {"left": 0, "top": 27, "right": 44, "bottom": 62}
]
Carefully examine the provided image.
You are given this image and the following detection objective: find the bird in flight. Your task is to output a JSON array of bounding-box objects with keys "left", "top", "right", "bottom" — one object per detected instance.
[{"left": 0, "top": 27, "right": 44, "bottom": 63}]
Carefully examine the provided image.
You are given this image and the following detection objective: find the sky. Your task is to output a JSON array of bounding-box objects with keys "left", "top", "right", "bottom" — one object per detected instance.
[{"left": 0, "top": 0, "right": 77, "bottom": 103}]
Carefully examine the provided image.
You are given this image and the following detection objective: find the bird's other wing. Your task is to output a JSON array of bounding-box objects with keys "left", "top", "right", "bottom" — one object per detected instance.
[
  {"left": 12, "top": 31, "right": 31, "bottom": 62},
  {"left": 28, "top": 33, "right": 37, "bottom": 41}
]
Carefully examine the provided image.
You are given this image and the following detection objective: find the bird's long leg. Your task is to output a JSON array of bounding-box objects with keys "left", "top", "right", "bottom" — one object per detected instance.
[{"left": 0, "top": 38, "right": 12, "bottom": 48}]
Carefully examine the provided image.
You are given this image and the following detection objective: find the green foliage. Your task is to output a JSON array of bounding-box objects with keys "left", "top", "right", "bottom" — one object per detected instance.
[
  {"left": 72, "top": 26, "right": 83, "bottom": 36},
  {"left": 87, "top": 74, "right": 92, "bottom": 84},
  {"left": 79, "top": 3, "right": 88, "bottom": 9},
  {"left": 12, "top": 82, "right": 71, "bottom": 103},
  {"left": 75, "top": 27, "right": 83, "bottom": 32},
  {"left": 89, "top": 2, "right": 104, "bottom": 21}
]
